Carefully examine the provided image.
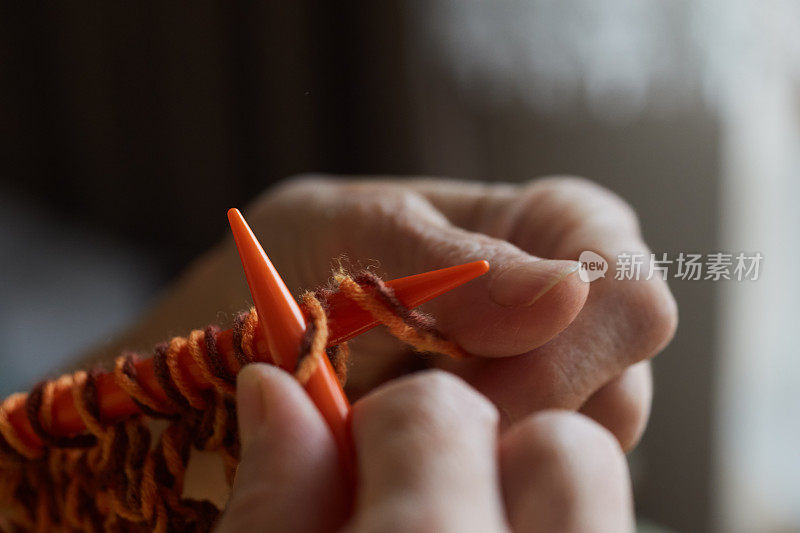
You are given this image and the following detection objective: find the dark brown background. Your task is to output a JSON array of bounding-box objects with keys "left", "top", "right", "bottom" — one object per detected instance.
[
  {"left": 0, "top": 4, "right": 720, "bottom": 531},
  {"left": 1, "top": 3, "right": 424, "bottom": 264}
]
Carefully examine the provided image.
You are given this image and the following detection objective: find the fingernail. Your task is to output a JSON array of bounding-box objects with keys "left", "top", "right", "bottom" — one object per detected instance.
[
  {"left": 237, "top": 364, "right": 268, "bottom": 451},
  {"left": 489, "top": 260, "right": 581, "bottom": 307}
]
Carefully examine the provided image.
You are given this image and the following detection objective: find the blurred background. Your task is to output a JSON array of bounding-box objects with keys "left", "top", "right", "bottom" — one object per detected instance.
[{"left": 1, "top": 2, "right": 798, "bottom": 531}]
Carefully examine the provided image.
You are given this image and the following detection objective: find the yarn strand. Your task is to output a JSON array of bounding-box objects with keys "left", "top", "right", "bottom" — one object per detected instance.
[{"left": 0, "top": 271, "right": 469, "bottom": 531}]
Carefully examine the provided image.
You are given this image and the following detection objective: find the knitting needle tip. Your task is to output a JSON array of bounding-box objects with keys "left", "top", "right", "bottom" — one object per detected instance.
[
  {"left": 227, "top": 208, "right": 306, "bottom": 369},
  {"left": 228, "top": 208, "right": 353, "bottom": 471},
  {"left": 388, "top": 259, "right": 490, "bottom": 308},
  {"left": 326, "top": 259, "right": 491, "bottom": 345}
]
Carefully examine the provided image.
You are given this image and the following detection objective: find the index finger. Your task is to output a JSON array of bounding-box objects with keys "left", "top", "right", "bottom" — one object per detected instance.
[{"left": 349, "top": 371, "right": 507, "bottom": 532}]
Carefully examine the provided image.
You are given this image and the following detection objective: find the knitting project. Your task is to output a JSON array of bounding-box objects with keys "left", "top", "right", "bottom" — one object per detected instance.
[{"left": 0, "top": 271, "right": 467, "bottom": 532}]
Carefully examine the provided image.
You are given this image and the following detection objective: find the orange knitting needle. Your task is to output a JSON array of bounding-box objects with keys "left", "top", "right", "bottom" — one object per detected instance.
[
  {"left": 5, "top": 249, "right": 489, "bottom": 451},
  {"left": 325, "top": 260, "right": 491, "bottom": 345},
  {"left": 227, "top": 208, "right": 353, "bottom": 468}
]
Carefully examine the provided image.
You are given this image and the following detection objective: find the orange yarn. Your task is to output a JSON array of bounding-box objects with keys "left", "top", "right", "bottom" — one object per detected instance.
[
  {"left": 0, "top": 272, "right": 469, "bottom": 531},
  {"left": 336, "top": 271, "right": 469, "bottom": 360}
]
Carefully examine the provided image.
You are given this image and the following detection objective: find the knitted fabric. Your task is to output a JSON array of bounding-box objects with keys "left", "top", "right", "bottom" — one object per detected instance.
[{"left": 0, "top": 271, "right": 467, "bottom": 532}]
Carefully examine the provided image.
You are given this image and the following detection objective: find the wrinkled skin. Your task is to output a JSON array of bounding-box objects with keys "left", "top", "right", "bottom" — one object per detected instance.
[
  {"left": 101, "top": 176, "right": 676, "bottom": 531},
  {"left": 114, "top": 176, "right": 676, "bottom": 450}
]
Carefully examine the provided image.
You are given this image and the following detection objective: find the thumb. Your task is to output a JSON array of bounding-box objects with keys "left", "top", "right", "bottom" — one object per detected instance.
[
  {"left": 375, "top": 192, "right": 589, "bottom": 357},
  {"left": 251, "top": 179, "right": 588, "bottom": 358},
  {"left": 216, "top": 364, "right": 348, "bottom": 532}
]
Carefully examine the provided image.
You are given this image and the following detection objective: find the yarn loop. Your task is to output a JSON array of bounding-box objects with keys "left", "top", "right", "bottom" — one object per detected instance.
[{"left": 0, "top": 271, "right": 467, "bottom": 532}]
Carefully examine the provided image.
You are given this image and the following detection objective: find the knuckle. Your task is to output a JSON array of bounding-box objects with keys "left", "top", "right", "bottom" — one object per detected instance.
[
  {"left": 517, "top": 176, "right": 642, "bottom": 257},
  {"left": 264, "top": 179, "right": 448, "bottom": 266},
  {"left": 357, "top": 370, "right": 497, "bottom": 436},
  {"left": 349, "top": 504, "right": 451, "bottom": 533},
  {"left": 509, "top": 410, "right": 624, "bottom": 474},
  {"left": 557, "top": 177, "right": 640, "bottom": 235},
  {"left": 369, "top": 189, "right": 447, "bottom": 237},
  {"left": 267, "top": 173, "right": 335, "bottom": 200},
  {"left": 610, "top": 395, "right": 650, "bottom": 452},
  {"left": 270, "top": 177, "right": 436, "bottom": 222},
  {"left": 622, "top": 279, "right": 679, "bottom": 359},
  {"left": 334, "top": 185, "right": 447, "bottom": 260},
  {"left": 411, "top": 371, "right": 498, "bottom": 427},
  {"left": 539, "top": 175, "right": 636, "bottom": 213},
  {"left": 582, "top": 365, "right": 652, "bottom": 452},
  {"left": 503, "top": 412, "right": 631, "bottom": 531},
  {"left": 337, "top": 182, "right": 423, "bottom": 213}
]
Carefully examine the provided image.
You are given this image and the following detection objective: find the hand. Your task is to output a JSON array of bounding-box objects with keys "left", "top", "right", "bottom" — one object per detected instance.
[
  {"left": 116, "top": 176, "right": 676, "bottom": 451},
  {"left": 215, "top": 365, "right": 634, "bottom": 533}
]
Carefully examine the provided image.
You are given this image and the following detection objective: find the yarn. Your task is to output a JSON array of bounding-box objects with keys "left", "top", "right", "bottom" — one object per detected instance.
[{"left": 0, "top": 271, "right": 467, "bottom": 532}]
